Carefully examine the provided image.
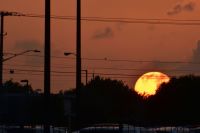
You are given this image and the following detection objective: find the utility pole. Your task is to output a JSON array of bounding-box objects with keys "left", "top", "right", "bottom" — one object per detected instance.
[
  {"left": 44, "top": 0, "right": 51, "bottom": 132},
  {"left": 44, "top": 0, "right": 51, "bottom": 96},
  {"left": 0, "top": 11, "right": 21, "bottom": 89},
  {"left": 0, "top": 13, "right": 4, "bottom": 90},
  {"left": 76, "top": 0, "right": 81, "bottom": 92},
  {"left": 76, "top": 0, "right": 81, "bottom": 125},
  {"left": 76, "top": 1, "right": 81, "bottom": 101}
]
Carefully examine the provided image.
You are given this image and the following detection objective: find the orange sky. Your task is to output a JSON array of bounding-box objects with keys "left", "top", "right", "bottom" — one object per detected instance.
[{"left": 1, "top": 0, "right": 200, "bottom": 93}]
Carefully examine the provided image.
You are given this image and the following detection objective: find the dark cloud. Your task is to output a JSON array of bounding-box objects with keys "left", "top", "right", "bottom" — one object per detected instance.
[
  {"left": 184, "top": 40, "right": 200, "bottom": 74},
  {"left": 174, "top": 44, "right": 200, "bottom": 75},
  {"left": 130, "top": 43, "right": 200, "bottom": 84},
  {"left": 15, "top": 40, "right": 42, "bottom": 51},
  {"left": 172, "top": 40, "right": 200, "bottom": 75},
  {"left": 167, "top": 1, "right": 196, "bottom": 15},
  {"left": 184, "top": 2, "right": 196, "bottom": 11},
  {"left": 14, "top": 40, "right": 43, "bottom": 65},
  {"left": 137, "top": 40, "right": 200, "bottom": 78},
  {"left": 92, "top": 27, "right": 114, "bottom": 39},
  {"left": 167, "top": 4, "right": 182, "bottom": 15}
]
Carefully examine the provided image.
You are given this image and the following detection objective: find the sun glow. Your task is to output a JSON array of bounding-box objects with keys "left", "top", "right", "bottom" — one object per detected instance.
[{"left": 134, "top": 72, "right": 170, "bottom": 97}]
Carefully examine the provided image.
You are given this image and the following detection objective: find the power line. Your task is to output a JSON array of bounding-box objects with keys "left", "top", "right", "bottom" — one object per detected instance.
[
  {"left": 22, "top": 14, "right": 200, "bottom": 22},
  {"left": 4, "top": 71, "right": 171, "bottom": 79},
  {"left": 4, "top": 63, "right": 75, "bottom": 69},
  {"left": 3, "top": 68, "right": 173, "bottom": 79},
  {"left": 4, "top": 72, "right": 75, "bottom": 77},
  {"left": 4, "top": 72, "right": 144, "bottom": 80},
  {"left": 11, "top": 13, "right": 200, "bottom": 26},
  {"left": 4, "top": 62, "right": 200, "bottom": 73},
  {"left": 5, "top": 52, "right": 200, "bottom": 65},
  {"left": 3, "top": 68, "right": 75, "bottom": 74}
]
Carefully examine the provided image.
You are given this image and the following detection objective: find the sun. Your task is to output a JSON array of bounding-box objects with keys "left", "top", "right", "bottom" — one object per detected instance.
[{"left": 134, "top": 72, "right": 170, "bottom": 97}]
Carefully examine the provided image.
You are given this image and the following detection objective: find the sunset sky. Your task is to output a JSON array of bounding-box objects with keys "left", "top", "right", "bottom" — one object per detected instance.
[{"left": 1, "top": 0, "right": 200, "bottom": 93}]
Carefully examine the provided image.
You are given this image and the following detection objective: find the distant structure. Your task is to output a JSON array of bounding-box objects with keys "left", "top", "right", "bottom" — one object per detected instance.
[{"left": 192, "top": 40, "right": 200, "bottom": 62}]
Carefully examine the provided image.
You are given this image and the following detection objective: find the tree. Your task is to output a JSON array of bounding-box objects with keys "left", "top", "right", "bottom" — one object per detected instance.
[
  {"left": 146, "top": 75, "right": 200, "bottom": 126},
  {"left": 65, "top": 76, "right": 141, "bottom": 124},
  {"left": 0, "top": 79, "right": 33, "bottom": 94}
]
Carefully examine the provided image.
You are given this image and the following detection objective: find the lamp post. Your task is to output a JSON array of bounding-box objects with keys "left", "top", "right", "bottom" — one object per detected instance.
[
  {"left": 44, "top": 0, "right": 51, "bottom": 97},
  {"left": 0, "top": 13, "right": 4, "bottom": 90},
  {"left": 0, "top": 49, "right": 40, "bottom": 89},
  {"left": 64, "top": 52, "right": 87, "bottom": 85},
  {"left": 0, "top": 11, "right": 23, "bottom": 89},
  {"left": 76, "top": 1, "right": 81, "bottom": 124},
  {"left": 44, "top": 0, "right": 51, "bottom": 133},
  {"left": 3, "top": 49, "right": 40, "bottom": 62},
  {"left": 64, "top": 52, "right": 76, "bottom": 56}
]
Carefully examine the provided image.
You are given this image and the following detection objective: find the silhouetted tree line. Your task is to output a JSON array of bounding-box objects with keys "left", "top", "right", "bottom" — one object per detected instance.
[
  {"left": 145, "top": 75, "right": 200, "bottom": 126},
  {"left": 65, "top": 75, "right": 200, "bottom": 127},
  {"left": 0, "top": 80, "right": 34, "bottom": 94},
  {"left": 1, "top": 76, "right": 200, "bottom": 127},
  {"left": 0, "top": 80, "right": 64, "bottom": 126}
]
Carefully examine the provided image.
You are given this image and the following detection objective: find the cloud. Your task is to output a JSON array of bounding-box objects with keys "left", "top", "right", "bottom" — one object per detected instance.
[
  {"left": 184, "top": 1, "right": 196, "bottom": 11},
  {"left": 14, "top": 40, "right": 43, "bottom": 65},
  {"left": 92, "top": 27, "right": 114, "bottom": 39},
  {"left": 172, "top": 40, "right": 200, "bottom": 75},
  {"left": 167, "top": 1, "right": 196, "bottom": 15},
  {"left": 14, "top": 40, "right": 42, "bottom": 51},
  {"left": 137, "top": 40, "right": 200, "bottom": 79},
  {"left": 182, "top": 40, "right": 200, "bottom": 74}
]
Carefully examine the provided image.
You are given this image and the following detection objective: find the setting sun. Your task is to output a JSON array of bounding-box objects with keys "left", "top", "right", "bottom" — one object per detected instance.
[{"left": 134, "top": 72, "right": 170, "bottom": 97}]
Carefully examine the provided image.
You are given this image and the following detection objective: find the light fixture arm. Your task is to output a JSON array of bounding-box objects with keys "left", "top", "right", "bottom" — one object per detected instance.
[{"left": 3, "top": 49, "right": 40, "bottom": 62}]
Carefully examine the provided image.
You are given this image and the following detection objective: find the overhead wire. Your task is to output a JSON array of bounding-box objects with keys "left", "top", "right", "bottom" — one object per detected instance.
[
  {"left": 4, "top": 72, "right": 170, "bottom": 79},
  {"left": 5, "top": 13, "right": 200, "bottom": 81},
  {"left": 4, "top": 62, "right": 200, "bottom": 73},
  {"left": 4, "top": 52, "right": 200, "bottom": 65},
  {"left": 15, "top": 13, "right": 200, "bottom": 26},
  {"left": 3, "top": 68, "right": 173, "bottom": 79}
]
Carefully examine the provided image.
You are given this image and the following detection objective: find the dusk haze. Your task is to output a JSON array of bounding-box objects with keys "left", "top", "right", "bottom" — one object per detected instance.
[{"left": 0, "top": 0, "right": 200, "bottom": 133}]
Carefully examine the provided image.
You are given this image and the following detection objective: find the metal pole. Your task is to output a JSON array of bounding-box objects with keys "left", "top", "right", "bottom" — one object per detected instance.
[
  {"left": 75, "top": 0, "right": 81, "bottom": 127},
  {"left": 81, "top": 70, "right": 88, "bottom": 85},
  {"left": 76, "top": 0, "right": 81, "bottom": 107},
  {"left": 44, "top": 0, "right": 51, "bottom": 96},
  {"left": 85, "top": 70, "right": 88, "bottom": 85},
  {"left": 44, "top": 0, "right": 51, "bottom": 133},
  {"left": 0, "top": 14, "right": 4, "bottom": 89}
]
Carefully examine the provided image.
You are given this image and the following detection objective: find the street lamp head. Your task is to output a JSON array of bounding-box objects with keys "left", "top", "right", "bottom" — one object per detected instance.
[
  {"left": 33, "top": 49, "right": 41, "bottom": 53},
  {"left": 20, "top": 80, "right": 29, "bottom": 87},
  {"left": 64, "top": 52, "right": 76, "bottom": 56},
  {"left": 21, "top": 79, "right": 28, "bottom": 83},
  {"left": 10, "top": 69, "right": 14, "bottom": 74}
]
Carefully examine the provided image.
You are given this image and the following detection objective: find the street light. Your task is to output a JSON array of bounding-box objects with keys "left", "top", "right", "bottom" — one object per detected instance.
[
  {"left": 20, "top": 79, "right": 29, "bottom": 87},
  {"left": 64, "top": 52, "right": 76, "bottom": 56},
  {"left": 0, "top": 11, "right": 25, "bottom": 89},
  {"left": 3, "top": 49, "right": 40, "bottom": 62},
  {"left": 64, "top": 52, "right": 88, "bottom": 85},
  {"left": 0, "top": 49, "right": 40, "bottom": 89}
]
